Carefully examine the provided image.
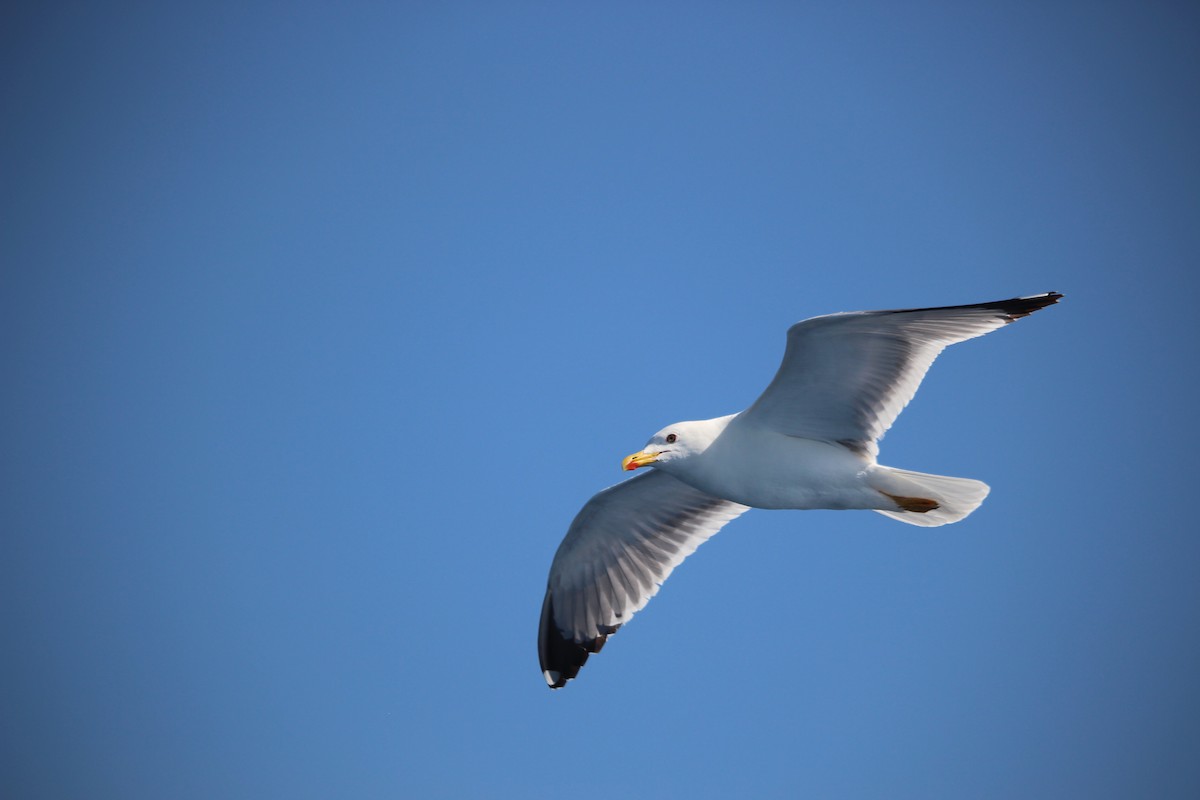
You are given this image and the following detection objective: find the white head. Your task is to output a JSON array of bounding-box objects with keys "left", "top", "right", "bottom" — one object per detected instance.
[{"left": 621, "top": 415, "right": 734, "bottom": 473}]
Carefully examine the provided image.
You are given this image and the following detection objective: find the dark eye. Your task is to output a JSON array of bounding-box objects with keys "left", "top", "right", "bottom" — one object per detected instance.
[{"left": 665, "top": 433, "right": 677, "bottom": 444}]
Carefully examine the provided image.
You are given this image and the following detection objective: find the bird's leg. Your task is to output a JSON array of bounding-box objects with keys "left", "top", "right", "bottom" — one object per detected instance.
[{"left": 879, "top": 491, "right": 940, "bottom": 513}]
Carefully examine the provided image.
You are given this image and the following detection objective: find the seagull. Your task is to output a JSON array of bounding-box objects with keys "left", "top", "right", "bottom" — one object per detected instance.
[{"left": 537, "top": 292, "right": 1062, "bottom": 689}]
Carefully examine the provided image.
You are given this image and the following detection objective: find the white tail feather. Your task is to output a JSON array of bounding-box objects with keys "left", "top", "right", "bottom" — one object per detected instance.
[{"left": 871, "top": 466, "right": 991, "bottom": 527}]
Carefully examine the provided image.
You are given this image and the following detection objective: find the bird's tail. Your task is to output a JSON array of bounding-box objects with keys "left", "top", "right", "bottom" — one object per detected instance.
[{"left": 869, "top": 466, "right": 990, "bottom": 527}]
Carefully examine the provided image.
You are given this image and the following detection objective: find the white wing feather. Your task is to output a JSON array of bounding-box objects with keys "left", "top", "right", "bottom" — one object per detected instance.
[
  {"left": 539, "top": 470, "right": 748, "bottom": 687},
  {"left": 740, "top": 293, "right": 1062, "bottom": 455}
]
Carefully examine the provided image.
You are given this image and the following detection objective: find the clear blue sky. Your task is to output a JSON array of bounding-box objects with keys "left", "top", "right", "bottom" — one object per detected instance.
[{"left": 3, "top": 3, "right": 1198, "bottom": 798}]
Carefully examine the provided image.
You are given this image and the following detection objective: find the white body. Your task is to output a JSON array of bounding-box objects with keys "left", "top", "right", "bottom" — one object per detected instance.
[{"left": 667, "top": 414, "right": 881, "bottom": 510}]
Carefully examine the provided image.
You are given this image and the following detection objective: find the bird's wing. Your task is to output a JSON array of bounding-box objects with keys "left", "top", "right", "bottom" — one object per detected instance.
[
  {"left": 539, "top": 469, "right": 749, "bottom": 688},
  {"left": 738, "top": 292, "right": 1062, "bottom": 456}
]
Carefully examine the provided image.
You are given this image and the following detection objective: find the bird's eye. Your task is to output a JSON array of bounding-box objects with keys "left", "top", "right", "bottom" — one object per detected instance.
[{"left": 665, "top": 433, "right": 677, "bottom": 444}]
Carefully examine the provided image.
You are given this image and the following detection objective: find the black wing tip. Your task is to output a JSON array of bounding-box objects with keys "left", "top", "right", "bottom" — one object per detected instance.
[
  {"left": 996, "top": 291, "right": 1063, "bottom": 320},
  {"left": 887, "top": 291, "right": 1063, "bottom": 321},
  {"left": 537, "top": 588, "right": 614, "bottom": 690}
]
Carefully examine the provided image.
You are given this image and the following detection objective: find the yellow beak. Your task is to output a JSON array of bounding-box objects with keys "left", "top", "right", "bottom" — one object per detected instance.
[{"left": 622, "top": 450, "right": 660, "bottom": 471}]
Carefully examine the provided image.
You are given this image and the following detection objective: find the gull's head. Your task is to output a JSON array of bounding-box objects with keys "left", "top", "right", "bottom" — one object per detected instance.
[{"left": 622, "top": 416, "right": 732, "bottom": 472}]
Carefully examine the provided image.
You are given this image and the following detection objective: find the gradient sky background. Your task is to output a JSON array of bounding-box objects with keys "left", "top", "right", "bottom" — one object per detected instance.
[{"left": 3, "top": 3, "right": 1199, "bottom": 798}]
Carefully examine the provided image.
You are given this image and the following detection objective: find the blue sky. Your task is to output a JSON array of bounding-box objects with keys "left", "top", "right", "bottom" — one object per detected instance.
[{"left": 3, "top": 3, "right": 1198, "bottom": 798}]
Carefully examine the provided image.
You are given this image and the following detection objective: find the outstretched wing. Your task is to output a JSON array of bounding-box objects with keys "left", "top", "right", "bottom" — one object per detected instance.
[
  {"left": 739, "top": 292, "right": 1062, "bottom": 456},
  {"left": 539, "top": 470, "right": 749, "bottom": 688}
]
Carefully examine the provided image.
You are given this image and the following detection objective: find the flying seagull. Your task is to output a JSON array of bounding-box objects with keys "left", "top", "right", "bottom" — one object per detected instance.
[{"left": 537, "top": 292, "right": 1062, "bottom": 689}]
